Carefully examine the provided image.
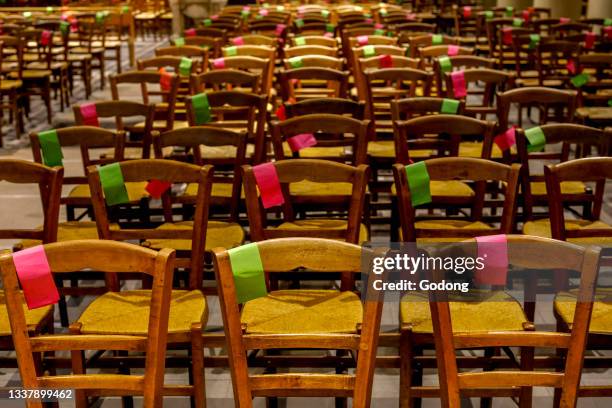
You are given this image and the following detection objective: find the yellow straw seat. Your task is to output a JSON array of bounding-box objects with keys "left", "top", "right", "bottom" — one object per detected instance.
[
  {"left": 400, "top": 291, "right": 528, "bottom": 333},
  {"left": 144, "top": 220, "right": 245, "bottom": 251},
  {"left": 555, "top": 288, "right": 612, "bottom": 334},
  {"left": 68, "top": 182, "right": 149, "bottom": 201},
  {"left": 390, "top": 180, "right": 475, "bottom": 197},
  {"left": 458, "top": 141, "right": 505, "bottom": 159},
  {"left": 367, "top": 140, "right": 432, "bottom": 159},
  {"left": 529, "top": 181, "right": 586, "bottom": 196},
  {"left": 199, "top": 144, "right": 255, "bottom": 159},
  {"left": 275, "top": 219, "right": 369, "bottom": 243},
  {"left": 185, "top": 182, "right": 244, "bottom": 198},
  {"left": 20, "top": 221, "right": 119, "bottom": 248},
  {"left": 282, "top": 143, "right": 345, "bottom": 158},
  {"left": 241, "top": 290, "right": 362, "bottom": 334},
  {"left": 77, "top": 289, "right": 206, "bottom": 335},
  {"left": 289, "top": 180, "right": 354, "bottom": 196},
  {"left": 0, "top": 293, "right": 52, "bottom": 336},
  {"left": 522, "top": 219, "right": 612, "bottom": 245}
]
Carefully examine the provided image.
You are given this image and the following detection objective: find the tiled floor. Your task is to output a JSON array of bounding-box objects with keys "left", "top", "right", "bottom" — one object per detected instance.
[{"left": 1, "top": 38, "right": 611, "bottom": 407}]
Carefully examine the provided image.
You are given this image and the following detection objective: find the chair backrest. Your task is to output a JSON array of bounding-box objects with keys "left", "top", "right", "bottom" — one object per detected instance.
[
  {"left": 0, "top": 240, "right": 175, "bottom": 408},
  {"left": 408, "top": 34, "right": 458, "bottom": 58},
  {"left": 270, "top": 113, "right": 370, "bottom": 165},
  {"left": 391, "top": 97, "right": 466, "bottom": 120},
  {"left": 392, "top": 157, "right": 521, "bottom": 241},
  {"left": 213, "top": 238, "right": 384, "bottom": 408},
  {"left": 137, "top": 56, "right": 200, "bottom": 77},
  {"left": 191, "top": 69, "right": 260, "bottom": 93},
  {"left": 207, "top": 55, "right": 271, "bottom": 93},
  {"left": 535, "top": 40, "right": 581, "bottom": 87},
  {"left": 285, "top": 98, "right": 366, "bottom": 120},
  {"left": 229, "top": 34, "right": 277, "bottom": 46},
  {"left": 289, "top": 35, "right": 336, "bottom": 47},
  {"left": 546, "top": 157, "right": 612, "bottom": 242},
  {"left": 279, "top": 67, "right": 349, "bottom": 101},
  {"left": 284, "top": 45, "right": 338, "bottom": 58},
  {"left": 155, "top": 45, "right": 210, "bottom": 69},
  {"left": 433, "top": 55, "right": 494, "bottom": 96},
  {"left": 88, "top": 159, "right": 213, "bottom": 289},
  {"left": 430, "top": 235, "right": 600, "bottom": 408},
  {"left": 0, "top": 160, "right": 62, "bottom": 244},
  {"left": 173, "top": 35, "right": 221, "bottom": 58}
]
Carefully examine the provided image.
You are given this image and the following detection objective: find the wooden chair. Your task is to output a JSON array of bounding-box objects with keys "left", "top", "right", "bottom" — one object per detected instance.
[
  {"left": 0, "top": 240, "right": 175, "bottom": 408},
  {"left": 289, "top": 35, "right": 336, "bottom": 47},
  {"left": 393, "top": 157, "right": 523, "bottom": 407},
  {"left": 243, "top": 159, "right": 370, "bottom": 244},
  {"left": 0, "top": 159, "right": 61, "bottom": 351},
  {"left": 229, "top": 34, "right": 277, "bottom": 47},
  {"left": 70, "top": 21, "right": 106, "bottom": 89},
  {"left": 191, "top": 68, "right": 260, "bottom": 93},
  {"left": 220, "top": 45, "right": 276, "bottom": 93},
  {"left": 185, "top": 91, "right": 268, "bottom": 164},
  {"left": 534, "top": 40, "right": 581, "bottom": 88},
  {"left": 391, "top": 97, "right": 466, "bottom": 121},
  {"left": 86, "top": 159, "right": 214, "bottom": 407},
  {"left": 154, "top": 45, "right": 209, "bottom": 74},
  {"left": 279, "top": 67, "right": 349, "bottom": 101},
  {"left": 205, "top": 56, "right": 271, "bottom": 94},
  {"left": 284, "top": 98, "right": 366, "bottom": 119},
  {"left": 284, "top": 44, "right": 339, "bottom": 58},
  {"left": 429, "top": 235, "right": 600, "bottom": 408},
  {"left": 172, "top": 35, "right": 221, "bottom": 59},
  {"left": 73, "top": 100, "right": 157, "bottom": 160},
  {"left": 0, "top": 38, "right": 25, "bottom": 144},
  {"left": 213, "top": 238, "right": 384, "bottom": 407},
  {"left": 433, "top": 55, "right": 494, "bottom": 97},
  {"left": 417, "top": 44, "right": 474, "bottom": 71},
  {"left": 517, "top": 124, "right": 611, "bottom": 222},
  {"left": 109, "top": 70, "right": 182, "bottom": 133},
  {"left": 407, "top": 34, "right": 458, "bottom": 58}
]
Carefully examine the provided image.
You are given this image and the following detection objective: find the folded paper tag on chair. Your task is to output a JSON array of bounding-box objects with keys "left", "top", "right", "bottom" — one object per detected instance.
[
  {"left": 326, "top": 23, "right": 335, "bottom": 33},
  {"left": 275, "top": 24, "right": 286, "bottom": 36},
  {"left": 528, "top": 34, "right": 540, "bottom": 49},
  {"left": 23, "top": 11, "right": 32, "bottom": 19},
  {"left": 174, "top": 37, "right": 185, "bottom": 46},
  {"left": 566, "top": 59, "right": 577, "bottom": 74},
  {"left": 13, "top": 245, "right": 59, "bottom": 310},
  {"left": 185, "top": 28, "right": 196, "bottom": 37},
  {"left": 60, "top": 21, "right": 69, "bottom": 35},
  {"left": 440, "top": 98, "right": 459, "bottom": 114},
  {"left": 405, "top": 13, "right": 416, "bottom": 21},
  {"left": 275, "top": 104, "right": 286, "bottom": 121},
  {"left": 145, "top": 179, "right": 172, "bottom": 199},
  {"left": 605, "top": 18, "right": 612, "bottom": 26},
  {"left": 512, "top": 18, "right": 522, "bottom": 27},
  {"left": 159, "top": 68, "right": 173, "bottom": 91},
  {"left": 203, "top": 19, "right": 212, "bottom": 26},
  {"left": 405, "top": 161, "right": 431, "bottom": 207},
  {"left": 474, "top": 235, "right": 508, "bottom": 286},
  {"left": 559, "top": 17, "right": 570, "bottom": 24},
  {"left": 232, "top": 36, "right": 244, "bottom": 46},
  {"left": 276, "top": 5, "right": 285, "bottom": 11},
  {"left": 295, "top": 36, "right": 306, "bottom": 46},
  {"left": 463, "top": 6, "right": 471, "bottom": 18},
  {"left": 179, "top": 57, "right": 193, "bottom": 76},
  {"left": 121, "top": 6, "right": 129, "bottom": 14},
  {"left": 40, "top": 30, "right": 52, "bottom": 46},
  {"left": 253, "top": 162, "right": 284, "bottom": 209},
  {"left": 295, "top": 18, "right": 304, "bottom": 28},
  {"left": 287, "top": 133, "right": 317, "bottom": 152},
  {"left": 502, "top": 27, "right": 513, "bottom": 45},
  {"left": 241, "top": 8, "right": 250, "bottom": 18},
  {"left": 571, "top": 72, "right": 589, "bottom": 88},
  {"left": 80, "top": 103, "right": 100, "bottom": 127},
  {"left": 494, "top": 126, "right": 516, "bottom": 151},
  {"left": 228, "top": 243, "right": 267, "bottom": 304},
  {"left": 321, "top": 9, "right": 330, "bottom": 18},
  {"left": 505, "top": 6, "right": 514, "bottom": 16},
  {"left": 451, "top": 70, "right": 467, "bottom": 98},
  {"left": 225, "top": 46, "right": 237, "bottom": 56},
  {"left": 379, "top": 54, "right": 393, "bottom": 68},
  {"left": 525, "top": 126, "right": 546, "bottom": 152},
  {"left": 447, "top": 45, "right": 459, "bottom": 56},
  {"left": 98, "top": 162, "right": 130, "bottom": 206},
  {"left": 485, "top": 11, "right": 493, "bottom": 20},
  {"left": 357, "top": 35, "right": 369, "bottom": 46},
  {"left": 375, "top": 23, "right": 384, "bottom": 29},
  {"left": 259, "top": 8, "right": 269, "bottom": 16},
  {"left": 363, "top": 45, "right": 375, "bottom": 57},
  {"left": 289, "top": 57, "right": 304, "bottom": 68},
  {"left": 70, "top": 20, "right": 78, "bottom": 33},
  {"left": 38, "top": 130, "right": 63, "bottom": 167},
  {"left": 46, "top": 6, "right": 53, "bottom": 14},
  {"left": 584, "top": 32, "right": 595, "bottom": 49},
  {"left": 374, "top": 28, "right": 385, "bottom": 35},
  {"left": 603, "top": 26, "right": 612, "bottom": 39},
  {"left": 213, "top": 58, "right": 225, "bottom": 68},
  {"left": 522, "top": 9, "right": 530, "bottom": 22},
  {"left": 431, "top": 34, "right": 443, "bottom": 45},
  {"left": 439, "top": 56, "right": 452, "bottom": 72},
  {"left": 192, "top": 93, "right": 212, "bottom": 125}
]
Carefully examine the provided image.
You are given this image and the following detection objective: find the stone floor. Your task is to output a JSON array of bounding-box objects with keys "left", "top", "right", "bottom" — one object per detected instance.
[{"left": 0, "top": 38, "right": 611, "bottom": 407}]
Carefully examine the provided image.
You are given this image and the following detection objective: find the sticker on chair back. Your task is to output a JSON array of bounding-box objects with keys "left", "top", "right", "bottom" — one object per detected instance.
[
  {"left": 252, "top": 162, "right": 284, "bottom": 209},
  {"left": 13, "top": 245, "right": 59, "bottom": 310},
  {"left": 440, "top": 99, "right": 459, "bottom": 114},
  {"left": 38, "top": 129, "right": 63, "bottom": 167},
  {"left": 146, "top": 180, "right": 172, "bottom": 199},
  {"left": 474, "top": 235, "right": 508, "bottom": 286},
  {"left": 228, "top": 243, "right": 267, "bottom": 304},
  {"left": 80, "top": 102, "right": 99, "bottom": 126},
  {"left": 404, "top": 161, "right": 432, "bottom": 207},
  {"left": 525, "top": 126, "right": 546, "bottom": 152},
  {"left": 494, "top": 126, "right": 516, "bottom": 151},
  {"left": 192, "top": 93, "right": 212, "bottom": 125},
  {"left": 451, "top": 70, "right": 467, "bottom": 98},
  {"left": 98, "top": 162, "right": 130, "bottom": 206},
  {"left": 287, "top": 133, "right": 317, "bottom": 152}
]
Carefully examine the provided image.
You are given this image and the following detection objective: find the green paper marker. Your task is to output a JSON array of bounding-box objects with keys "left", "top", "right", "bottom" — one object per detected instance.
[
  {"left": 439, "top": 56, "right": 452, "bottom": 72},
  {"left": 326, "top": 23, "right": 335, "bottom": 33},
  {"left": 529, "top": 34, "right": 540, "bottom": 49},
  {"left": 525, "top": 126, "right": 546, "bottom": 152},
  {"left": 605, "top": 18, "right": 612, "bottom": 26},
  {"left": 121, "top": 6, "right": 129, "bottom": 14},
  {"left": 484, "top": 11, "right": 493, "bottom": 20},
  {"left": 38, "top": 130, "right": 63, "bottom": 167},
  {"left": 363, "top": 45, "right": 375, "bottom": 57},
  {"left": 225, "top": 46, "right": 237, "bottom": 56},
  {"left": 98, "top": 163, "right": 130, "bottom": 206},
  {"left": 571, "top": 73, "right": 589, "bottom": 88},
  {"left": 203, "top": 19, "right": 212, "bottom": 26},
  {"left": 505, "top": 6, "right": 514, "bottom": 17},
  {"left": 295, "top": 36, "right": 306, "bottom": 46},
  {"left": 405, "top": 161, "right": 432, "bottom": 207},
  {"left": 46, "top": 6, "right": 53, "bottom": 14},
  {"left": 228, "top": 243, "right": 267, "bottom": 304},
  {"left": 440, "top": 99, "right": 459, "bottom": 114},
  {"left": 192, "top": 93, "right": 212, "bottom": 125},
  {"left": 374, "top": 29, "right": 385, "bottom": 35},
  {"left": 179, "top": 57, "right": 192, "bottom": 76},
  {"left": 431, "top": 34, "right": 442, "bottom": 45},
  {"left": 295, "top": 19, "right": 304, "bottom": 28},
  {"left": 288, "top": 57, "right": 304, "bottom": 68},
  {"left": 512, "top": 18, "right": 522, "bottom": 27},
  {"left": 321, "top": 10, "right": 330, "bottom": 18},
  {"left": 174, "top": 37, "right": 185, "bottom": 46}
]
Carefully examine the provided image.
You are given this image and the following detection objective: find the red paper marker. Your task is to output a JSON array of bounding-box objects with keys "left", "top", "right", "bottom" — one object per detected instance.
[
  {"left": 559, "top": 17, "right": 570, "bottom": 24},
  {"left": 584, "top": 32, "right": 595, "bottom": 49},
  {"left": 80, "top": 103, "right": 99, "bottom": 127},
  {"left": 13, "top": 246, "right": 59, "bottom": 309},
  {"left": 287, "top": 133, "right": 317, "bottom": 152},
  {"left": 40, "top": 30, "right": 52, "bottom": 46},
  {"left": 145, "top": 179, "right": 172, "bottom": 199},
  {"left": 451, "top": 70, "right": 467, "bottom": 98},
  {"left": 213, "top": 58, "right": 225, "bottom": 68},
  {"left": 275, "top": 104, "right": 286, "bottom": 121},
  {"left": 502, "top": 27, "right": 513, "bottom": 45},
  {"left": 463, "top": 6, "right": 471, "bottom": 18},
  {"left": 379, "top": 54, "right": 393, "bottom": 68},
  {"left": 566, "top": 59, "right": 577, "bottom": 74},
  {"left": 185, "top": 28, "right": 196, "bottom": 37},
  {"left": 474, "top": 235, "right": 508, "bottom": 286},
  {"left": 494, "top": 126, "right": 516, "bottom": 151},
  {"left": 447, "top": 45, "right": 459, "bottom": 56},
  {"left": 159, "top": 68, "right": 172, "bottom": 91},
  {"left": 232, "top": 36, "right": 244, "bottom": 45},
  {"left": 252, "top": 163, "right": 284, "bottom": 209}
]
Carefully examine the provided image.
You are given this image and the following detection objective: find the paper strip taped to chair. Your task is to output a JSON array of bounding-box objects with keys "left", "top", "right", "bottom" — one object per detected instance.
[
  {"left": 295, "top": 19, "right": 305, "bottom": 28},
  {"left": 405, "top": 13, "right": 416, "bottom": 21},
  {"left": 13, "top": 245, "right": 59, "bottom": 310},
  {"left": 474, "top": 235, "right": 508, "bottom": 286},
  {"left": 259, "top": 8, "right": 269, "bottom": 16},
  {"left": 584, "top": 32, "right": 595, "bottom": 49},
  {"left": 571, "top": 73, "right": 589, "bottom": 88},
  {"left": 38, "top": 130, "right": 63, "bottom": 167},
  {"left": 212, "top": 58, "right": 226, "bottom": 69},
  {"left": 525, "top": 126, "right": 546, "bottom": 152},
  {"left": 185, "top": 28, "right": 196, "bottom": 37},
  {"left": 494, "top": 126, "right": 516, "bottom": 151},
  {"left": 512, "top": 18, "right": 523, "bottom": 27},
  {"left": 294, "top": 37, "right": 306, "bottom": 46},
  {"left": 203, "top": 19, "right": 212, "bottom": 26},
  {"left": 379, "top": 54, "right": 393, "bottom": 68},
  {"left": 447, "top": 45, "right": 459, "bottom": 56},
  {"left": 451, "top": 70, "right": 467, "bottom": 98},
  {"left": 252, "top": 162, "right": 284, "bottom": 209},
  {"left": 192, "top": 93, "right": 212, "bottom": 125},
  {"left": 232, "top": 36, "right": 244, "bottom": 45},
  {"left": 357, "top": 35, "right": 369, "bottom": 46},
  {"left": 326, "top": 23, "right": 335, "bottom": 33},
  {"left": 405, "top": 161, "right": 431, "bottom": 207},
  {"left": 287, "top": 133, "right": 317, "bottom": 152},
  {"left": 275, "top": 104, "right": 286, "bottom": 121},
  {"left": 484, "top": 11, "right": 493, "bottom": 20},
  {"left": 528, "top": 34, "right": 540, "bottom": 49},
  {"left": 374, "top": 28, "right": 385, "bottom": 36},
  {"left": 98, "top": 162, "right": 130, "bottom": 206},
  {"left": 462, "top": 6, "right": 472, "bottom": 18},
  {"left": 362, "top": 45, "right": 375, "bottom": 57},
  {"left": 174, "top": 37, "right": 185, "bottom": 46},
  {"left": 146, "top": 179, "right": 172, "bottom": 199},
  {"left": 179, "top": 58, "right": 193, "bottom": 76},
  {"left": 228, "top": 243, "right": 267, "bottom": 303},
  {"left": 440, "top": 99, "right": 459, "bottom": 114},
  {"left": 431, "top": 34, "right": 443, "bottom": 45},
  {"left": 501, "top": 27, "right": 513, "bottom": 45},
  {"left": 275, "top": 24, "right": 286, "bottom": 35},
  {"left": 288, "top": 57, "right": 304, "bottom": 68},
  {"left": 40, "top": 30, "right": 52, "bottom": 46},
  {"left": 80, "top": 102, "right": 100, "bottom": 126},
  {"left": 439, "top": 56, "right": 451, "bottom": 73},
  {"left": 159, "top": 69, "right": 173, "bottom": 91},
  {"left": 505, "top": 6, "right": 514, "bottom": 16}
]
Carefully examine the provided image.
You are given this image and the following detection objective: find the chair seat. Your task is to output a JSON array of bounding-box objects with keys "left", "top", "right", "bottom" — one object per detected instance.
[
  {"left": 199, "top": 144, "right": 255, "bottom": 159},
  {"left": 20, "top": 221, "right": 113, "bottom": 248},
  {"left": 575, "top": 107, "right": 612, "bottom": 121},
  {"left": 367, "top": 140, "right": 432, "bottom": 159},
  {"left": 459, "top": 141, "right": 505, "bottom": 159},
  {"left": 185, "top": 182, "right": 244, "bottom": 198},
  {"left": 104, "top": 146, "right": 174, "bottom": 160},
  {"left": 400, "top": 291, "right": 528, "bottom": 333},
  {"left": 555, "top": 288, "right": 612, "bottom": 334},
  {"left": 241, "top": 290, "right": 362, "bottom": 334},
  {"left": 275, "top": 219, "right": 369, "bottom": 243},
  {"left": 144, "top": 220, "right": 245, "bottom": 251},
  {"left": 7, "top": 70, "right": 52, "bottom": 79},
  {"left": 0, "top": 79, "right": 22, "bottom": 90},
  {"left": 522, "top": 219, "right": 612, "bottom": 244},
  {"left": 71, "top": 47, "right": 105, "bottom": 55},
  {"left": 409, "top": 220, "right": 494, "bottom": 243},
  {"left": 68, "top": 182, "right": 149, "bottom": 201},
  {"left": 77, "top": 289, "right": 206, "bottom": 335},
  {"left": 0, "top": 293, "right": 53, "bottom": 336},
  {"left": 26, "top": 61, "right": 68, "bottom": 71},
  {"left": 282, "top": 142, "right": 345, "bottom": 158},
  {"left": 132, "top": 120, "right": 189, "bottom": 131},
  {"left": 515, "top": 78, "right": 564, "bottom": 87},
  {"left": 529, "top": 181, "right": 586, "bottom": 196},
  {"left": 391, "top": 180, "right": 474, "bottom": 197},
  {"left": 289, "top": 180, "right": 353, "bottom": 196}
]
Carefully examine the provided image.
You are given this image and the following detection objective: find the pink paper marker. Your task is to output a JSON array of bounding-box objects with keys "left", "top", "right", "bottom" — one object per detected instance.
[
  {"left": 185, "top": 28, "right": 196, "bottom": 37},
  {"left": 40, "top": 30, "right": 52, "bottom": 46},
  {"left": 451, "top": 70, "right": 467, "bottom": 98},
  {"left": 566, "top": 59, "right": 576, "bottom": 74},
  {"left": 474, "top": 235, "right": 508, "bottom": 286},
  {"left": 232, "top": 36, "right": 244, "bottom": 45},
  {"left": 287, "top": 133, "right": 317, "bottom": 152},
  {"left": 447, "top": 45, "right": 459, "bottom": 56},
  {"left": 357, "top": 35, "right": 369, "bottom": 45},
  {"left": 522, "top": 9, "right": 530, "bottom": 22},
  {"left": 213, "top": 58, "right": 226, "bottom": 68},
  {"left": 324, "top": 32, "right": 333, "bottom": 38},
  {"left": 463, "top": 6, "right": 471, "bottom": 18},
  {"left": 406, "top": 13, "right": 416, "bottom": 20},
  {"left": 275, "top": 24, "right": 286, "bottom": 35},
  {"left": 13, "top": 246, "right": 59, "bottom": 310},
  {"left": 252, "top": 163, "right": 284, "bottom": 209},
  {"left": 365, "top": 18, "right": 373, "bottom": 24},
  {"left": 584, "top": 32, "right": 595, "bottom": 49},
  {"left": 559, "top": 17, "right": 570, "bottom": 24},
  {"left": 494, "top": 126, "right": 516, "bottom": 151},
  {"left": 374, "top": 23, "right": 384, "bottom": 29},
  {"left": 259, "top": 9, "right": 269, "bottom": 16},
  {"left": 80, "top": 103, "right": 100, "bottom": 127}
]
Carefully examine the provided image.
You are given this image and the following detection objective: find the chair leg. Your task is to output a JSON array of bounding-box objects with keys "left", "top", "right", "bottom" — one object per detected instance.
[
  {"left": 191, "top": 323, "right": 206, "bottom": 408},
  {"left": 98, "top": 55, "right": 106, "bottom": 89},
  {"left": 70, "top": 324, "right": 89, "bottom": 408},
  {"left": 43, "top": 80, "right": 52, "bottom": 124},
  {"left": 399, "top": 328, "right": 417, "bottom": 408},
  {"left": 519, "top": 346, "right": 534, "bottom": 408},
  {"left": 116, "top": 47, "right": 122, "bottom": 73}
]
